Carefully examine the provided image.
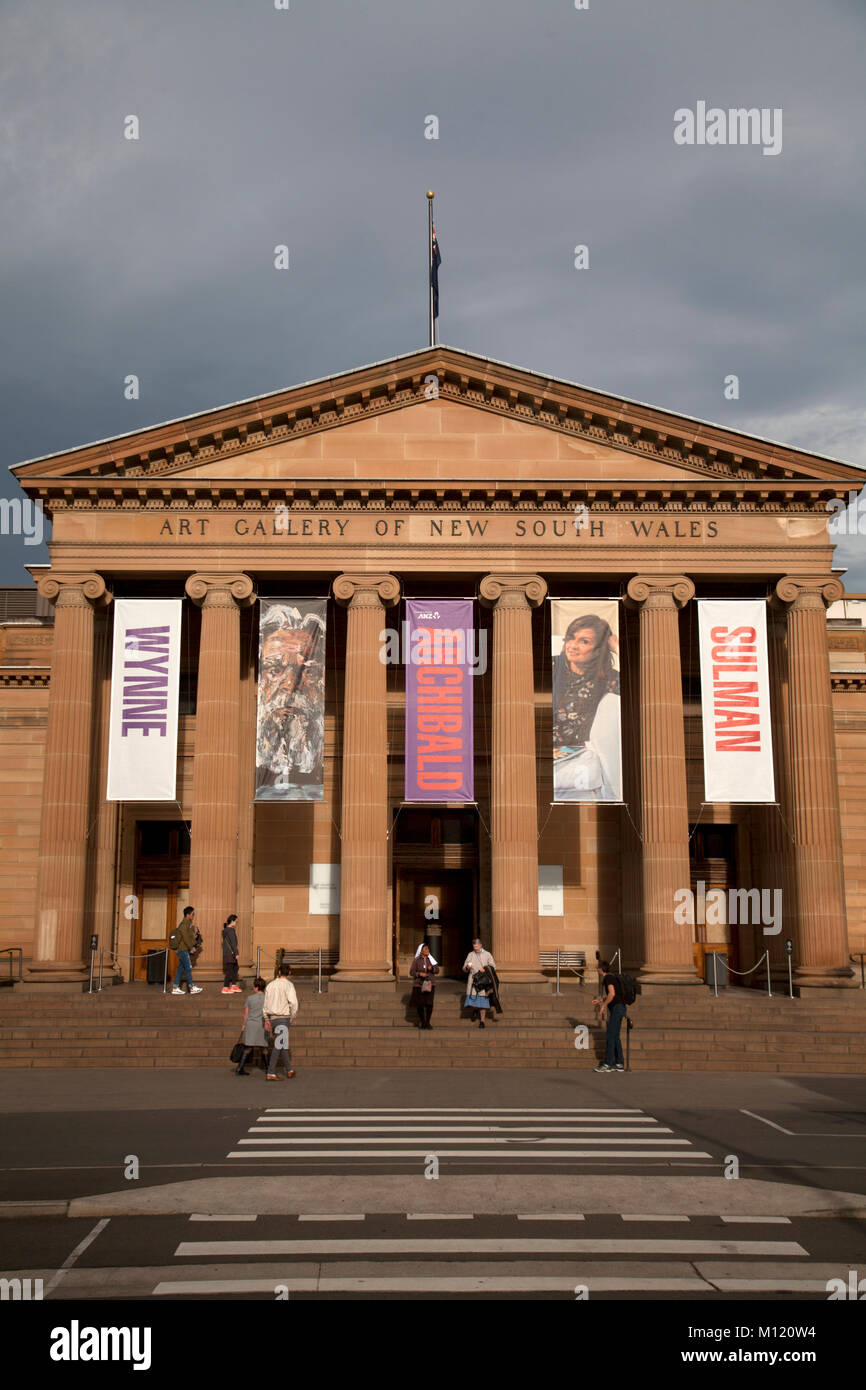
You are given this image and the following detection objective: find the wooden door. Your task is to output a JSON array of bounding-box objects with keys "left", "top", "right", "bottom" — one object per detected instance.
[{"left": 132, "top": 879, "right": 188, "bottom": 980}]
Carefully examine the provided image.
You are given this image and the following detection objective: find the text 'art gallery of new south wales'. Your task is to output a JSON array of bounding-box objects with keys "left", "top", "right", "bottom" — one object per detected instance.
[{"left": 4, "top": 346, "right": 866, "bottom": 1039}]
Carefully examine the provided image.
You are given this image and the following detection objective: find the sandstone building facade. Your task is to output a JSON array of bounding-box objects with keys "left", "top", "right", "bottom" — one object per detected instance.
[{"left": 2, "top": 347, "right": 865, "bottom": 992}]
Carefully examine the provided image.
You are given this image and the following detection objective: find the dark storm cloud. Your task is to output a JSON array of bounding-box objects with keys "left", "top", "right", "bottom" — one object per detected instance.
[{"left": 1, "top": 0, "right": 864, "bottom": 580}]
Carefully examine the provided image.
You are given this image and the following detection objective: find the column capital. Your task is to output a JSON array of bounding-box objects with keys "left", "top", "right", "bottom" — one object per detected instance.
[
  {"left": 185, "top": 572, "right": 256, "bottom": 608},
  {"left": 333, "top": 573, "right": 400, "bottom": 608},
  {"left": 479, "top": 573, "right": 547, "bottom": 608},
  {"left": 626, "top": 574, "right": 694, "bottom": 609},
  {"left": 37, "top": 572, "right": 111, "bottom": 609},
  {"left": 775, "top": 574, "right": 844, "bottom": 609}
]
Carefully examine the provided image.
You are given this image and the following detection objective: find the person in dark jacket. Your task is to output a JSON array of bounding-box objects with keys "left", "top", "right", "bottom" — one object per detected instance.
[
  {"left": 409, "top": 943, "right": 440, "bottom": 1029},
  {"left": 170, "top": 906, "right": 203, "bottom": 995},
  {"left": 221, "top": 914, "right": 241, "bottom": 994}
]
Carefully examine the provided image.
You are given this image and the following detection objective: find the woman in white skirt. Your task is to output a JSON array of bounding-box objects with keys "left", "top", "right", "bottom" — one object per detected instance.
[{"left": 463, "top": 938, "right": 497, "bottom": 1029}]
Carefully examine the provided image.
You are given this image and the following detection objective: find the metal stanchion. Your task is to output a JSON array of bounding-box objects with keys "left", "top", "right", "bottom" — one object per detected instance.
[
  {"left": 98, "top": 948, "right": 104, "bottom": 993},
  {"left": 712, "top": 953, "right": 719, "bottom": 999},
  {"left": 163, "top": 947, "right": 169, "bottom": 994},
  {"left": 556, "top": 949, "right": 561, "bottom": 996},
  {"left": 787, "top": 950, "right": 793, "bottom": 999},
  {"left": 88, "top": 945, "right": 96, "bottom": 994},
  {"left": 317, "top": 947, "right": 323, "bottom": 995},
  {"left": 256, "top": 946, "right": 262, "bottom": 979},
  {"left": 765, "top": 951, "right": 772, "bottom": 998}
]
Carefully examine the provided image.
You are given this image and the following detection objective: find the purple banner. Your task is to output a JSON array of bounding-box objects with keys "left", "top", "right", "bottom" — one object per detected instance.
[{"left": 404, "top": 600, "right": 474, "bottom": 802}]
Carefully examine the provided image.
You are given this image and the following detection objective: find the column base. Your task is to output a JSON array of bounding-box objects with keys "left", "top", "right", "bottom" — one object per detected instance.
[
  {"left": 495, "top": 971, "right": 550, "bottom": 988},
  {"left": 638, "top": 965, "right": 703, "bottom": 988},
  {"left": 794, "top": 966, "right": 858, "bottom": 991},
  {"left": 24, "top": 961, "right": 90, "bottom": 990},
  {"left": 330, "top": 971, "right": 395, "bottom": 990}
]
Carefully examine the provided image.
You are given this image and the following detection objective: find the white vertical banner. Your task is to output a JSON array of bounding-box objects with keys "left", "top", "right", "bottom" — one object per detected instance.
[
  {"left": 698, "top": 600, "right": 775, "bottom": 803},
  {"left": 106, "top": 599, "right": 182, "bottom": 801}
]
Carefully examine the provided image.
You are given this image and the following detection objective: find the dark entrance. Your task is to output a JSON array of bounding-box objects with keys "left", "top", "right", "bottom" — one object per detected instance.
[
  {"left": 393, "top": 809, "right": 478, "bottom": 977},
  {"left": 132, "top": 820, "right": 190, "bottom": 981}
]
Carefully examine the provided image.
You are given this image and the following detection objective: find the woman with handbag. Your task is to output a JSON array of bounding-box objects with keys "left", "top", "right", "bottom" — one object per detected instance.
[
  {"left": 463, "top": 938, "right": 498, "bottom": 1028},
  {"left": 234, "top": 976, "right": 268, "bottom": 1075},
  {"left": 409, "top": 943, "right": 440, "bottom": 1029}
]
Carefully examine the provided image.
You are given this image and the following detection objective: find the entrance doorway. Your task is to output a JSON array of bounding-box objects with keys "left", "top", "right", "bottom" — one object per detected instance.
[
  {"left": 689, "top": 824, "right": 738, "bottom": 981},
  {"left": 395, "top": 869, "right": 475, "bottom": 978},
  {"left": 131, "top": 821, "right": 190, "bottom": 981},
  {"left": 392, "top": 808, "right": 478, "bottom": 978}
]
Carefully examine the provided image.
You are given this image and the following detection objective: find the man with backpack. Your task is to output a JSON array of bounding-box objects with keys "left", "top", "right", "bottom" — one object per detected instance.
[
  {"left": 170, "top": 905, "right": 203, "bottom": 996},
  {"left": 592, "top": 959, "right": 637, "bottom": 1072}
]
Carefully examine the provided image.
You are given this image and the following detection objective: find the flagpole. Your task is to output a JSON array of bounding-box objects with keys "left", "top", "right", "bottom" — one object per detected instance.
[{"left": 427, "top": 189, "right": 435, "bottom": 347}]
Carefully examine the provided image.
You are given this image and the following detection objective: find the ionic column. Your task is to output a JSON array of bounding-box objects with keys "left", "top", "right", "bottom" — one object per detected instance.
[
  {"left": 774, "top": 576, "right": 854, "bottom": 988},
  {"left": 185, "top": 573, "right": 255, "bottom": 970},
  {"left": 479, "top": 573, "right": 547, "bottom": 982},
  {"left": 332, "top": 573, "right": 400, "bottom": 983},
  {"left": 626, "top": 575, "right": 700, "bottom": 985},
  {"left": 29, "top": 572, "right": 111, "bottom": 986}
]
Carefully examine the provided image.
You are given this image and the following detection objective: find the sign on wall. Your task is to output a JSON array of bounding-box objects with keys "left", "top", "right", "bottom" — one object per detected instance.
[
  {"left": 404, "top": 599, "right": 474, "bottom": 802},
  {"left": 551, "top": 599, "right": 623, "bottom": 802},
  {"left": 309, "top": 864, "right": 340, "bottom": 915},
  {"left": 538, "top": 865, "right": 564, "bottom": 916},
  {"left": 698, "top": 600, "right": 775, "bottom": 803},
  {"left": 255, "top": 600, "right": 327, "bottom": 801},
  {"left": 106, "top": 599, "right": 182, "bottom": 801}
]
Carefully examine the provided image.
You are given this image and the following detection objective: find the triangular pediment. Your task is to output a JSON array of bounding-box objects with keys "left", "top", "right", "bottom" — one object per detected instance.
[{"left": 14, "top": 346, "right": 864, "bottom": 497}]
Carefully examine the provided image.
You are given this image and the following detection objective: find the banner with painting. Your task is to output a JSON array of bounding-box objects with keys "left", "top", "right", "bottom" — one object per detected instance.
[
  {"left": 404, "top": 599, "right": 474, "bottom": 802},
  {"left": 551, "top": 599, "right": 622, "bottom": 802},
  {"left": 255, "top": 599, "right": 326, "bottom": 801},
  {"left": 698, "top": 599, "right": 774, "bottom": 802},
  {"left": 106, "top": 599, "right": 182, "bottom": 801}
]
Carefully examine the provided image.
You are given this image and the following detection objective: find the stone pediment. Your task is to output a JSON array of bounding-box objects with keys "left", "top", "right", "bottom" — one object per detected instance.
[{"left": 13, "top": 346, "right": 864, "bottom": 502}]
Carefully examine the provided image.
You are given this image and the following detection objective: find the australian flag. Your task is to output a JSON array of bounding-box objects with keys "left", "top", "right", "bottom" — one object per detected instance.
[{"left": 431, "top": 223, "right": 441, "bottom": 319}]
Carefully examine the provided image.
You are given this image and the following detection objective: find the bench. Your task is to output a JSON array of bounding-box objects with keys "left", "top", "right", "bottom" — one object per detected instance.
[
  {"left": 539, "top": 950, "right": 587, "bottom": 984},
  {"left": 272, "top": 948, "right": 339, "bottom": 976}
]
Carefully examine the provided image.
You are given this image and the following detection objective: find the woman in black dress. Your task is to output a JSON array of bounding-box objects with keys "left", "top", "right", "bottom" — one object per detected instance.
[{"left": 409, "top": 943, "right": 440, "bottom": 1030}]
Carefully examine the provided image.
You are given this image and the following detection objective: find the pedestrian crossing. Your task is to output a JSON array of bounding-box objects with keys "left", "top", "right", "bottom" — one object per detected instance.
[
  {"left": 138, "top": 1213, "right": 826, "bottom": 1299},
  {"left": 225, "top": 1107, "right": 714, "bottom": 1168}
]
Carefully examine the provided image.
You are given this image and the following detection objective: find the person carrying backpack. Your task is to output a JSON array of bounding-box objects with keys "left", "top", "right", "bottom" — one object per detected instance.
[
  {"left": 170, "top": 905, "right": 203, "bottom": 996},
  {"left": 592, "top": 958, "right": 637, "bottom": 1072}
]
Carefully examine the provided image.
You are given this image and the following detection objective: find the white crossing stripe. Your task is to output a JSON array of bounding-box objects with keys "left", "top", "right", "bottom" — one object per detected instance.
[
  {"left": 297, "top": 1214, "right": 365, "bottom": 1223},
  {"left": 517, "top": 1214, "right": 585, "bottom": 1221},
  {"left": 153, "top": 1274, "right": 707, "bottom": 1295},
  {"left": 719, "top": 1215, "right": 791, "bottom": 1225},
  {"left": 225, "top": 1107, "right": 714, "bottom": 1168},
  {"left": 227, "top": 1149, "right": 713, "bottom": 1159},
  {"left": 405, "top": 1213, "right": 473, "bottom": 1221},
  {"left": 174, "top": 1237, "right": 808, "bottom": 1258},
  {"left": 621, "top": 1214, "right": 690, "bottom": 1223},
  {"left": 189, "top": 1214, "right": 257, "bottom": 1223}
]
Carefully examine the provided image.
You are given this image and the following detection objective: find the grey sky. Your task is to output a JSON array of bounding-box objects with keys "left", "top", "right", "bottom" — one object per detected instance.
[{"left": 2, "top": 0, "right": 865, "bottom": 581}]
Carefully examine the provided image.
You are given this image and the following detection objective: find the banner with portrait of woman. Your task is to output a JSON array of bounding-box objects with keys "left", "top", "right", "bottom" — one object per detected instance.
[
  {"left": 255, "top": 599, "right": 327, "bottom": 801},
  {"left": 551, "top": 600, "right": 623, "bottom": 803}
]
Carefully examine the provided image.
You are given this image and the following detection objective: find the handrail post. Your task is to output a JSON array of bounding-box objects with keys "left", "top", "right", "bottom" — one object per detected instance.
[
  {"left": 163, "top": 946, "right": 169, "bottom": 994},
  {"left": 317, "top": 947, "right": 323, "bottom": 995},
  {"left": 88, "top": 943, "right": 95, "bottom": 995},
  {"left": 712, "top": 952, "right": 719, "bottom": 999},
  {"left": 787, "top": 950, "right": 793, "bottom": 999},
  {"left": 556, "top": 948, "right": 561, "bottom": 996},
  {"left": 98, "top": 948, "right": 104, "bottom": 993},
  {"left": 256, "top": 946, "right": 261, "bottom": 979},
  {"left": 765, "top": 951, "right": 772, "bottom": 998}
]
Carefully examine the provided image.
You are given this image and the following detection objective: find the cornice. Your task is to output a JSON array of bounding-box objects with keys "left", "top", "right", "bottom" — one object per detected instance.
[
  {"left": 14, "top": 349, "right": 864, "bottom": 492},
  {"left": 18, "top": 478, "right": 846, "bottom": 516}
]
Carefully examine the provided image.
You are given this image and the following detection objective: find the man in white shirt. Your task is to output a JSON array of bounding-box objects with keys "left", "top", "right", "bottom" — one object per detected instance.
[{"left": 263, "top": 962, "right": 299, "bottom": 1080}]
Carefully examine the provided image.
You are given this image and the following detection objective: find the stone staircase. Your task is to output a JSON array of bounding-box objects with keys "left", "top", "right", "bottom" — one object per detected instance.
[{"left": 0, "top": 978, "right": 864, "bottom": 1071}]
